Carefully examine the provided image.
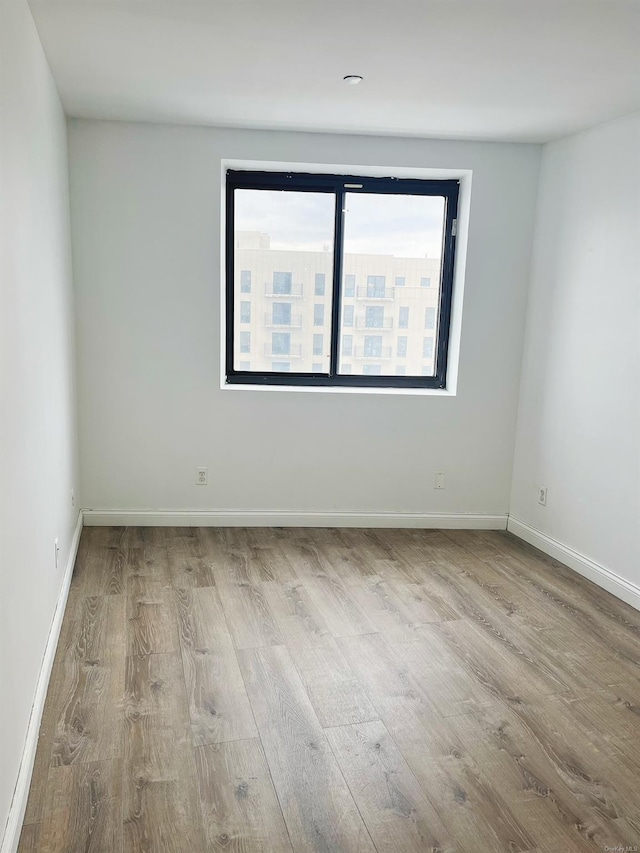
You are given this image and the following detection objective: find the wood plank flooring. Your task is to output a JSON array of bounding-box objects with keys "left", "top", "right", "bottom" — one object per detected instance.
[{"left": 19, "top": 527, "right": 640, "bottom": 853}]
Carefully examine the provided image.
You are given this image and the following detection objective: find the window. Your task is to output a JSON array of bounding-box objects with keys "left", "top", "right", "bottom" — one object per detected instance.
[
  {"left": 227, "top": 170, "right": 458, "bottom": 387},
  {"left": 272, "top": 303, "right": 292, "bottom": 325},
  {"left": 343, "top": 305, "right": 354, "bottom": 327},
  {"left": 365, "top": 306, "right": 384, "bottom": 328},
  {"left": 344, "top": 275, "right": 356, "bottom": 297},
  {"left": 272, "top": 332, "right": 291, "bottom": 355},
  {"left": 396, "top": 366, "right": 406, "bottom": 376},
  {"left": 273, "top": 271, "right": 293, "bottom": 294},
  {"left": 366, "top": 275, "right": 386, "bottom": 298},
  {"left": 363, "top": 335, "right": 383, "bottom": 358},
  {"left": 425, "top": 307, "right": 436, "bottom": 330}
]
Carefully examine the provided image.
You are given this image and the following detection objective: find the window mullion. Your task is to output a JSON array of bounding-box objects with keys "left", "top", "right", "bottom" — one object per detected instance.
[
  {"left": 434, "top": 188, "right": 459, "bottom": 388},
  {"left": 225, "top": 184, "right": 236, "bottom": 381},
  {"left": 329, "top": 189, "right": 345, "bottom": 376}
]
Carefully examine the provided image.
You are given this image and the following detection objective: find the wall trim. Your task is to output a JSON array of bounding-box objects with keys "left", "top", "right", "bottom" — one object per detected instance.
[
  {"left": 507, "top": 515, "right": 640, "bottom": 612},
  {"left": 83, "top": 509, "right": 508, "bottom": 530},
  {"left": 1, "top": 511, "right": 83, "bottom": 853}
]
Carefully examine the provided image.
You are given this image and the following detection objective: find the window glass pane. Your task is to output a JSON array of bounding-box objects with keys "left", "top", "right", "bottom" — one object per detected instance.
[
  {"left": 233, "top": 189, "right": 334, "bottom": 373},
  {"left": 362, "top": 335, "right": 383, "bottom": 358},
  {"left": 342, "top": 334, "right": 353, "bottom": 356},
  {"left": 272, "top": 302, "right": 292, "bottom": 326},
  {"left": 425, "top": 306, "right": 436, "bottom": 330},
  {"left": 273, "top": 271, "right": 292, "bottom": 294},
  {"left": 366, "top": 275, "right": 387, "bottom": 298},
  {"left": 344, "top": 275, "right": 356, "bottom": 297},
  {"left": 364, "top": 306, "right": 385, "bottom": 328},
  {"left": 338, "top": 192, "right": 445, "bottom": 377},
  {"left": 272, "top": 332, "right": 291, "bottom": 355},
  {"left": 343, "top": 305, "right": 354, "bottom": 327}
]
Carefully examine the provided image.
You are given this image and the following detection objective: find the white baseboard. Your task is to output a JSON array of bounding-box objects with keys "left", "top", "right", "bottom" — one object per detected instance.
[
  {"left": 1, "top": 511, "right": 83, "bottom": 853},
  {"left": 507, "top": 515, "right": 640, "bottom": 612},
  {"left": 83, "top": 509, "right": 508, "bottom": 530}
]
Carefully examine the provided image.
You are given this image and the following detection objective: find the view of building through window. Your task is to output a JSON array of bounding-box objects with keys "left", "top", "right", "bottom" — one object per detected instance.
[{"left": 232, "top": 187, "right": 445, "bottom": 378}]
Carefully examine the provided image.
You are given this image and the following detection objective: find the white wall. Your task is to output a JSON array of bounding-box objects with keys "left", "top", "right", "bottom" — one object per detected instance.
[
  {"left": 511, "top": 113, "right": 640, "bottom": 591},
  {"left": 69, "top": 119, "right": 540, "bottom": 520},
  {"left": 0, "top": 0, "right": 79, "bottom": 841}
]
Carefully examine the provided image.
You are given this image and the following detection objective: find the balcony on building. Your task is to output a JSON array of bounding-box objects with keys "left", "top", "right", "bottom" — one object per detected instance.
[
  {"left": 354, "top": 346, "right": 392, "bottom": 359},
  {"left": 264, "top": 343, "right": 303, "bottom": 357},
  {"left": 355, "top": 286, "right": 395, "bottom": 300},
  {"left": 264, "top": 282, "right": 304, "bottom": 297},
  {"left": 354, "top": 316, "right": 394, "bottom": 330},
  {"left": 264, "top": 313, "right": 303, "bottom": 328}
]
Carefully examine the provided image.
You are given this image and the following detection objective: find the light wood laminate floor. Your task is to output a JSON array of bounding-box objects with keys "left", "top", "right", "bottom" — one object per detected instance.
[{"left": 18, "top": 527, "right": 640, "bottom": 853}]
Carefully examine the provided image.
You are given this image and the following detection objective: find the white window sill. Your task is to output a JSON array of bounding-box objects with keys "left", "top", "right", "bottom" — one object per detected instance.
[{"left": 220, "top": 381, "right": 456, "bottom": 397}]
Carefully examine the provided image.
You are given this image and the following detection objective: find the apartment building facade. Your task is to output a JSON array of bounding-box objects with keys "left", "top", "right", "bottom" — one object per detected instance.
[{"left": 233, "top": 231, "right": 442, "bottom": 377}]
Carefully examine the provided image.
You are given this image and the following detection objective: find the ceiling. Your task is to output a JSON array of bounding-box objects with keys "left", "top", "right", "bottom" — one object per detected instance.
[{"left": 29, "top": 0, "right": 640, "bottom": 143}]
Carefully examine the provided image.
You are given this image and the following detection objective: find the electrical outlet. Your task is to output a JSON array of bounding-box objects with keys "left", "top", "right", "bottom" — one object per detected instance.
[
  {"left": 434, "top": 471, "right": 446, "bottom": 490},
  {"left": 538, "top": 485, "right": 548, "bottom": 506},
  {"left": 196, "top": 467, "right": 208, "bottom": 485},
  {"left": 54, "top": 538, "right": 60, "bottom": 570}
]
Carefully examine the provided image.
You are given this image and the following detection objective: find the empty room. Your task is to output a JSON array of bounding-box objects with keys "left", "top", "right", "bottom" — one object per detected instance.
[{"left": 1, "top": 0, "right": 639, "bottom": 851}]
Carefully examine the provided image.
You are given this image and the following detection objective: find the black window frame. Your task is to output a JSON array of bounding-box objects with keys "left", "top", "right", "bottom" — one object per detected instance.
[{"left": 225, "top": 169, "right": 459, "bottom": 389}]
